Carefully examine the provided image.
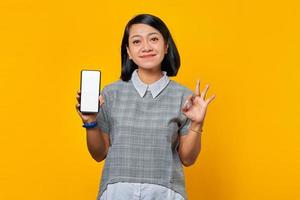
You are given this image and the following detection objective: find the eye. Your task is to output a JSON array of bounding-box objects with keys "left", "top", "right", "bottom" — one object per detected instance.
[
  {"left": 132, "top": 40, "right": 140, "bottom": 44},
  {"left": 151, "top": 37, "right": 159, "bottom": 42}
]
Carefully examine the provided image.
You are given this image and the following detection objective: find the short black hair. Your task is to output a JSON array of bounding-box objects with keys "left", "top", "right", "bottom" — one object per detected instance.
[{"left": 120, "top": 14, "right": 181, "bottom": 81}]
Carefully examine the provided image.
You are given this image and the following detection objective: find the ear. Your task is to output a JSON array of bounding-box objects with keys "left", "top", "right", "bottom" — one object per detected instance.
[
  {"left": 165, "top": 43, "right": 169, "bottom": 54},
  {"left": 126, "top": 47, "right": 132, "bottom": 59}
]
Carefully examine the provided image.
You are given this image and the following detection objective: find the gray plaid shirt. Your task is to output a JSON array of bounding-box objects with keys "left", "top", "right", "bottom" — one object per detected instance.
[{"left": 96, "top": 71, "right": 193, "bottom": 199}]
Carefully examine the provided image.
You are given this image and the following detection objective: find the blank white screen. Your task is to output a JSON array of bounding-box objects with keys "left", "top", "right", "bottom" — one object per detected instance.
[{"left": 80, "top": 70, "right": 100, "bottom": 113}]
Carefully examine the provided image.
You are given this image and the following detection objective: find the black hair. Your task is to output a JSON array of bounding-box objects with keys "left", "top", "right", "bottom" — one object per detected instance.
[{"left": 120, "top": 14, "right": 181, "bottom": 81}]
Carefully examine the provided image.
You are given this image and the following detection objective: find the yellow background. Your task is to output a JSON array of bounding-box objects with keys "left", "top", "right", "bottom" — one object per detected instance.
[{"left": 0, "top": 0, "right": 299, "bottom": 199}]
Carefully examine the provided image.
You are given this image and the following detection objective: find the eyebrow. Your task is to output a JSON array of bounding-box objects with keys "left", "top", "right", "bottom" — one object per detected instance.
[{"left": 129, "top": 32, "right": 159, "bottom": 39}]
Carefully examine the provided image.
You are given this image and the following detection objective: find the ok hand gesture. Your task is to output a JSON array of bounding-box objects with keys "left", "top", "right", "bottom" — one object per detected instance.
[{"left": 182, "top": 80, "right": 216, "bottom": 126}]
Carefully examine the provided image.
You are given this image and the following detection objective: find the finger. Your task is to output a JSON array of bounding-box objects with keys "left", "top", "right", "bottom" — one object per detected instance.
[
  {"left": 75, "top": 103, "right": 82, "bottom": 116},
  {"left": 201, "top": 84, "right": 210, "bottom": 100},
  {"left": 99, "top": 95, "right": 105, "bottom": 106},
  {"left": 183, "top": 95, "right": 193, "bottom": 106},
  {"left": 77, "top": 90, "right": 81, "bottom": 102},
  {"left": 206, "top": 94, "right": 216, "bottom": 104},
  {"left": 195, "top": 80, "right": 200, "bottom": 96},
  {"left": 182, "top": 95, "right": 193, "bottom": 111},
  {"left": 75, "top": 103, "right": 80, "bottom": 110}
]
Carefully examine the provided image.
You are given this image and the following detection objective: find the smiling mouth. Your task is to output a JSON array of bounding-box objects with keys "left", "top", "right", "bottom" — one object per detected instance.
[{"left": 140, "top": 54, "right": 156, "bottom": 58}]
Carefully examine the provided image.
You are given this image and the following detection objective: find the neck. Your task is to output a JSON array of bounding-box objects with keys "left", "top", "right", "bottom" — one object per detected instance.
[{"left": 137, "top": 68, "right": 164, "bottom": 84}]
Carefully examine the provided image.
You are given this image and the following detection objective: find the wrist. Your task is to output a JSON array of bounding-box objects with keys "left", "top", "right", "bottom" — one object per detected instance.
[
  {"left": 83, "top": 117, "right": 97, "bottom": 124},
  {"left": 190, "top": 121, "right": 203, "bottom": 132},
  {"left": 82, "top": 121, "right": 97, "bottom": 129}
]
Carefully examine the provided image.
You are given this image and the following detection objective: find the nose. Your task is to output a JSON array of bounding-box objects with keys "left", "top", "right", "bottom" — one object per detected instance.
[{"left": 141, "top": 40, "right": 153, "bottom": 52}]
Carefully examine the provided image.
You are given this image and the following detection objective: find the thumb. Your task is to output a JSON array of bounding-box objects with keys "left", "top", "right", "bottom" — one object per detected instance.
[{"left": 99, "top": 95, "right": 105, "bottom": 106}]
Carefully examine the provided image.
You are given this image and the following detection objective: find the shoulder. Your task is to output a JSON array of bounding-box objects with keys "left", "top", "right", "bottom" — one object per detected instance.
[
  {"left": 101, "top": 79, "right": 131, "bottom": 98},
  {"left": 169, "top": 80, "right": 193, "bottom": 96},
  {"left": 102, "top": 79, "right": 129, "bottom": 92}
]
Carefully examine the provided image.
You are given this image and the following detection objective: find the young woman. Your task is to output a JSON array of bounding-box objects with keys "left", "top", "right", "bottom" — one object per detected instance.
[{"left": 76, "top": 14, "right": 215, "bottom": 200}]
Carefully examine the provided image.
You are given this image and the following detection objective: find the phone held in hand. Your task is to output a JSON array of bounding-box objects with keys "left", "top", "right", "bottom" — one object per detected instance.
[{"left": 80, "top": 70, "right": 101, "bottom": 114}]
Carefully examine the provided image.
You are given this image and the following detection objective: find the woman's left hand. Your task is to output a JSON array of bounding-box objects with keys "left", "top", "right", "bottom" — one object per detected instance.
[{"left": 182, "top": 80, "right": 216, "bottom": 125}]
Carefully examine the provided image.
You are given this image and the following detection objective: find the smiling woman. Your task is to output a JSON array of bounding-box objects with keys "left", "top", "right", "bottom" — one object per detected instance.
[
  {"left": 126, "top": 24, "right": 168, "bottom": 73},
  {"left": 75, "top": 13, "right": 216, "bottom": 200},
  {"left": 120, "top": 14, "right": 181, "bottom": 82}
]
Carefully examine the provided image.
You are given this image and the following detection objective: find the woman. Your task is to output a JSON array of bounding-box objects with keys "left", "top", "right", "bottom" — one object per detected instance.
[{"left": 76, "top": 14, "right": 215, "bottom": 200}]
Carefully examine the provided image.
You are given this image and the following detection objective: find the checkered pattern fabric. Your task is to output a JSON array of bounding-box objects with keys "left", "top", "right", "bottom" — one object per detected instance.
[{"left": 96, "top": 79, "right": 193, "bottom": 200}]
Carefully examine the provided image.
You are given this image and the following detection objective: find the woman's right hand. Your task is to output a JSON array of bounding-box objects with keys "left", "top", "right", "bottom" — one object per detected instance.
[{"left": 75, "top": 90, "right": 105, "bottom": 124}]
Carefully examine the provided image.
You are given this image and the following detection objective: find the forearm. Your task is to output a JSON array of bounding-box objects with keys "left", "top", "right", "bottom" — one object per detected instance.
[
  {"left": 86, "top": 128, "right": 108, "bottom": 162},
  {"left": 178, "top": 122, "right": 203, "bottom": 167}
]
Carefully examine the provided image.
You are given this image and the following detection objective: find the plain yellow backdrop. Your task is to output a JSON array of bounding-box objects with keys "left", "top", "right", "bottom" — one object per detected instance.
[{"left": 0, "top": 0, "right": 299, "bottom": 199}]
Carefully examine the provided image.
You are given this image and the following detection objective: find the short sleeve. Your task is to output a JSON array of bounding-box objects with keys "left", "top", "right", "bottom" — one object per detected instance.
[
  {"left": 178, "top": 89, "right": 194, "bottom": 136},
  {"left": 96, "top": 87, "right": 110, "bottom": 134},
  {"left": 178, "top": 118, "right": 192, "bottom": 136}
]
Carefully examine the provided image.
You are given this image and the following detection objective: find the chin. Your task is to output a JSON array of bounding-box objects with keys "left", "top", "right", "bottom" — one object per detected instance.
[
  {"left": 136, "top": 61, "right": 162, "bottom": 70},
  {"left": 138, "top": 64, "right": 161, "bottom": 71}
]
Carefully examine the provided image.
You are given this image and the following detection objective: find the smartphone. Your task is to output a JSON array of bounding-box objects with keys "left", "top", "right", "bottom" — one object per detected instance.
[{"left": 80, "top": 70, "right": 101, "bottom": 114}]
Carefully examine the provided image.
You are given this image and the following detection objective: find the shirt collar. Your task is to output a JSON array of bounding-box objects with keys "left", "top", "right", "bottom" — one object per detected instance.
[{"left": 131, "top": 69, "right": 170, "bottom": 98}]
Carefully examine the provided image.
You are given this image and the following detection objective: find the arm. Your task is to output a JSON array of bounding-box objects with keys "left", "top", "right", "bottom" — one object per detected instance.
[
  {"left": 178, "top": 122, "right": 203, "bottom": 167},
  {"left": 76, "top": 90, "right": 110, "bottom": 163},
  {"left": 86, "top": 127, "right": 110, "bottom": 162},
  {"left": 179, "top": 80, "right": 216, "bottom": 167}
]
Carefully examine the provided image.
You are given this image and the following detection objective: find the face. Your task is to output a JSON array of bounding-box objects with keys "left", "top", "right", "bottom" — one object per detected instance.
[{"left": 126, "top": 23, "right": 168, "bottom": 71}]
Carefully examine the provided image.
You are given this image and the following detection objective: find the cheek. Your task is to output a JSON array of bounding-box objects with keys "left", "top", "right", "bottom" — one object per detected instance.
[
  {"left": 129, "top": 48, "right": 139, "bottom": 58},
  {"left": 157, "top": 53, "right": 166, "bottom": 63},
  {"left": 158, "top": 44, "right": 167, "bottom": 54},
  {"left": 157, "top": 46, "right": 167, "bottom": 57}
]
